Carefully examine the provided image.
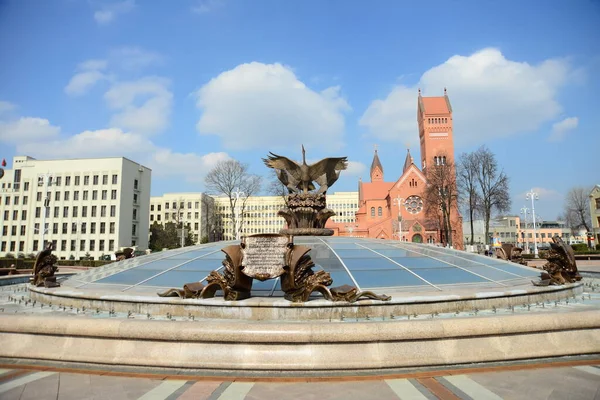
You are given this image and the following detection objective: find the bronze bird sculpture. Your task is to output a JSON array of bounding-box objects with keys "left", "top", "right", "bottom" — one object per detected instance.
[{"left": 263, "top": 145, "right": 348, "bottom": 194}]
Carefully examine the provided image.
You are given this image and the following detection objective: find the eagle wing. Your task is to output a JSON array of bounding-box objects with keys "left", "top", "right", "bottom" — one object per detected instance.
[
  {"left": 262, "top": 153, "right": 303, "bottom": 181},
  {"left": 307, "top": 157, "right": 348, "bottom": 180}
]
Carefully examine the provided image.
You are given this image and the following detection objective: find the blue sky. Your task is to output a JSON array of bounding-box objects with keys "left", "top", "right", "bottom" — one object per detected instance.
[{"left": 0, "top": 0, "right": 598, "bottom": 221}]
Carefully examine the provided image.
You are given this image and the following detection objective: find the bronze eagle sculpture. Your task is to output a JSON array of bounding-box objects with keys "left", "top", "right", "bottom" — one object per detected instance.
[{"left": 263, "top": 145, "right": 348, "bottom": 194}]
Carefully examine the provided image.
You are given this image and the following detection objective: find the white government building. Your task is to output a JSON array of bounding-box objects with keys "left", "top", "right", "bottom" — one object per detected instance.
[
  {"left": 0, "top": 156, "right": 151, "bottom": 260},
  {"left": 149, "top": 191, "right": 359, "bottom": 242},
  {"left": 0, "top": 154, "right": 359, "bottom": 259}
]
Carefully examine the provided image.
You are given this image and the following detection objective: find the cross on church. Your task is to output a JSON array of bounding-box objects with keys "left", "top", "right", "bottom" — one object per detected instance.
[{"left": 374, "top": 144, "right": 378, "bottom": 152}]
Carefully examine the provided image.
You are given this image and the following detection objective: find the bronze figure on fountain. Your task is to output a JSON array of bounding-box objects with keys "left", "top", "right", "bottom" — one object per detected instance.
[{"left": 263, "top": 145, "right": 347, "bottom": 236}]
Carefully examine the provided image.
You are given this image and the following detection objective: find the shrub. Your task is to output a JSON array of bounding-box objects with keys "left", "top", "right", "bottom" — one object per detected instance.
[
  {"left": 4, "top": 253, "right": 15, "bottom": 259},
  {"left": 571, "top": 243, "right": 588, "bottom": 252}
]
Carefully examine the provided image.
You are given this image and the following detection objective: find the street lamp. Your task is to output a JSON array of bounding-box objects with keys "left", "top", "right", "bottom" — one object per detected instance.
[
  {"left": 520, "top": 206, "right": 529, "bottom": 254},
  {"left": 232, "top": 190, "right": 245, "bottom": 240},
  {"left": 392, "top": 196, "right": 404, "bottom": 241},
  {"left": 526, "top": 189, "right": 540, "bottom": 258}
]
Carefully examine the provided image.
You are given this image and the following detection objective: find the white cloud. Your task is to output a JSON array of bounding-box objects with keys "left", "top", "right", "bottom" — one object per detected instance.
[
  {"left": 0, "top": 117, "right": 61, "bottom": 144},
  {"left": 345, "top": 161, "right": 367, "bottom": 177},
  {"left": 360, "top": 48, "right": 578, "bottom": 147},
  {"left": 16, "top": 128, "right": 154, "bottom": 159},
  {"left": 65, "top": 70, "right": 107, "bottom": 96},
  {"left": 548, "top": 116, "right": 578, "bottom": 142},
  {"left": 104, "top": 77, "right": 172, "bottom": 135},
  {"left": 109, "top": 47, "right": 164, "bottom": 71},
  {"left": 0, "top": 101, "right": 17, "bottom": 114},
  {"left": 64, "top": 59, "right": 109, "bottom": 96},
  {"left": 151, "top": 149, "right": 231, "bottom": 181},
  {"left": 94, "top": 0, "right": 135, "bottom": 25},
  {"left": 195, "top": 62, "right": 350, "bottom": 151},
  {"left": 191, "top": 0, "right": 224, "bottom": 14}
]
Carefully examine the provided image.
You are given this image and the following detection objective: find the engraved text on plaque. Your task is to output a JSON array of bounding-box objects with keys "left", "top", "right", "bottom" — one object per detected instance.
[{"left": 241, "top": 234, "right": 290, "bottom": 280}]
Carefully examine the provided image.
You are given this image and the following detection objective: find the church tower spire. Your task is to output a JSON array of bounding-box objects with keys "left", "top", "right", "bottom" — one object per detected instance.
[{"left": 370, "top": 146, "right": 384, "bottom": 182}]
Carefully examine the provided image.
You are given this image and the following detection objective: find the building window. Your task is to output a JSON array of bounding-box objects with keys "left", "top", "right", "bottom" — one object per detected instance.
[
  {"left": 65, "top": 176, "right": 71, "bottom": 186},
  {"left": 55, "top": 191, "right": 60, "bottom": 201},
  {"left": 109, "top": 222, "right": 115, "bottom": 234},
  {"left": 112, "top": 175, "right": 118, "bottom": 185},
  {"left": 74, "top": 191, "right": 79, "bottom": 201},
  {"left": 35, "top": 207, "right": 41, "bottom": 218},
  {"left": 134, "top": 179, "right": 138, "bottom": 190},
  {"left": 371, "top": 207, "right": 375, "bottom": 217},
  {"left": 24, "top": 182, "right": 30, "bottom": 190},
  {"left": 92, "top": 190, "right": 98, "bottom": 200},
  {"left": 20, "top": 225, "right": 26, "bottom": 235},
  {"left": 83, "top": 191, "right": 88, "bottom": 201},
  {"left": 52, "top": 223, "right": 58, "bottom": 234},
  {"left": 80, "top": 240, "right": 85, "bottom": 251},
  {"left": 21, "top": 210, "right": 27, "bottom": 220},
  {"left": 70, "top": 240, "right": 76, "bottom": 251},
  {"left": 133, "top": 209, "right": 137, "bottom": 220},
  {"left": 157, "top": 214, "right": 161, "bottom": 221},
  {"left": 91, "top": 206, "right": 97, "bottom": 217},
  {"left": 54, "top": 206, "right": 59, "bottom": 218},
  {"left": 74, "top": 176, "right": 80, "bottom": 186},
  {"left": 102, "top": 190, "right": 107, "bottom": 200},
  {"left": 82, "top": 206, "right": 87, "bottom": 217},
  {"left": 100, "top": 222, "right": 106, "bottom": 234},
  {"left": 11, "top": 226, "right": 16, "bottom": 235},
  {"left": 23, "top": 196, "right": 28, "bottom": 205},
  {"left": 12, "top": 210, "right": 18, "bottom": 220},
  {"left": 36, "top": 192, "right": 42, "bottom": 201},
  {"left": 150, "top": 215, "right": 154, "bottom": 221},
  {"left": 64, "top": 191, "right": 69, "bottom": 201},
  {"left": 110, "top": 205, "right": 116, "bottom": 217},
  {"left": 99, "top": 240, "right": 105, "bottom": 251},
  {"left": 55, "top": 176, "right": 61, "bottom": 186},
  {"left": 89, "top": 240, "right": 95, "bottom": 251},
  {"left": 133, "top": 193, "right": 138, "bottom": 204},
  {"left": 63, "top": 207, "right": 69, "bottom": 218},
  {"left": 111, "top": 190, "right": 117, "bottom": 200},
  {"left": 150, "top": 204, "right": 154, "bottom": 212},
  {"left": 101, "top": 206, "right": 106, "bottom": 217},
  {"left": 132, "top": 224, "right": 137, "bottom": 235},
  {"left": 73, "top": 206, "right": 78, "bottom": 218},
  {"left": 109, "top": 240, "right": 114, "bottom": 251},
  {"left": 165, "top": 203, "right": 169, "bottom": 210},
  {"left": 72, "top": 223, "right": 77, "bottom": 234},
  {"left": 4, "top": 196, "right": 9, "bottom": 206},
  {"left": 102, "top": 175, "right": 108, "bottom": 185},
  {"left": 62, "top": 223, "right": 68, "bottom": 234},
  {"left": 84, "top": 176, "right": 90, "bottom": 185},
  {"left": 61, "top": 240, "right": 66, "bottom": 251},
  {"left": 157, "top": 205, "right": 161, "bottom": 211},
  {"left": 81, "top": 222, "right": 86, "bottom": 234},
  {"left": 378, "top": 207, "right": 382, "bottom": 217},
  {"left": 32, "top": 240, "right": 38, "bottom": 252},
  {"left": 19, "top": 241, "right": 24, "bottom": 252},
  {"left": 93, "top": 175, "right": 99, "bottom": 185}
]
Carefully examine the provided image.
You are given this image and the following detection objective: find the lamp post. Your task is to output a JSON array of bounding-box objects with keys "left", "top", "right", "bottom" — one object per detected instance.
[
  {"left": 179, "top": 211, "right": 185, "bottom": 248},
  {"left": 392, "top": 196, "right": 404, "bottom": 241},
  {"left": 526, "top": 189, "right": 539, "bottom": 258},
  {"left": 232, "top": 190, "right": 245, "bottom": 240},
  {"left": 520, "top": 206, "right": 529, "bottom": 254}
]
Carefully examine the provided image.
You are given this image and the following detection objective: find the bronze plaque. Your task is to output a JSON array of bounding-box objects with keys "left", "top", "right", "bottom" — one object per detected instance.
[{"left": 241, "top": 234, "right": 290, "bottom": 280}]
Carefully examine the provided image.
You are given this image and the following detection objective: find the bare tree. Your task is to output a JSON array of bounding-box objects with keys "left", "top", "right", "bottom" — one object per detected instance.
[
  {"left": 265, "top": 169, "right": 289, "bottom": 206},
  {"left": 474, "top": 146, "right": 511, "bottom": 244},
  {"left": 204, "top": 159, "right": 262, "bottom": 240},
  {"left": 563, "top": 186, "right": 591, "bottom": 232},
  {"left": 423, "top": 155, "right": 458, "bottom": 247},
  {"left": 457, "top": 151, "right": 481, "bottom": 245}
]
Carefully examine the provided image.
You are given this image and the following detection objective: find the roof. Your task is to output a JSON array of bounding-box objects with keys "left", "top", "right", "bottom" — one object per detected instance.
[
  {"left": 418, "top": 90, "right": 453, "bottom": 115},
  {"left": 403, "top": 149, "right": 414, "bottom": 173},
  {"left": 370, "top": 149, "right": 384, "bottom": 175},
  {"left": 359, "top": 181, "right": 394, "bottom": 200}
]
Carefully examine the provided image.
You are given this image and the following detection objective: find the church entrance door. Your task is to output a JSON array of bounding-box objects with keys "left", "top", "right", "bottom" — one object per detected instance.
[{"left": 412, "top": 234, "right": 423, "bottom": 243}]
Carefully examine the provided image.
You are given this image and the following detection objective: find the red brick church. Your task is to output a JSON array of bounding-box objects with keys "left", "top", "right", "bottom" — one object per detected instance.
[{"left": 329, "top": 89, "right": 464, "bottom": 249}]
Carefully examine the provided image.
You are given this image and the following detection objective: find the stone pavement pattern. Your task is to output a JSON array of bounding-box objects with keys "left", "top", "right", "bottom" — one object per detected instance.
[{"left": 0, "top": 364, "right": 599, "bottom": 400}]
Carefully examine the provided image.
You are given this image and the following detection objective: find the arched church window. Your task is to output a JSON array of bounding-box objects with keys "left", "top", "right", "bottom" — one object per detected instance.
[
  {"left": 378, "top": 207, "right": 382, "bottom": 217},
  {"left": 371, "top": 207, "right": 375, "bottom": 217},
  {"left": 442, "top": 156, "right": 446, "bottom": 165}
]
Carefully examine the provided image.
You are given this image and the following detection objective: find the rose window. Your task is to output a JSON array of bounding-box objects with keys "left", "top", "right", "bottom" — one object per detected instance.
[{"left": 404, "top": 196, "right": 423, "bottom": 214}]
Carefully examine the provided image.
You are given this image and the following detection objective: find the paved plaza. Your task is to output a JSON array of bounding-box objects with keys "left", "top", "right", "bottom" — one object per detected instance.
[{"left": 0, "top": 362, "right": 599, "bottom": 400}]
